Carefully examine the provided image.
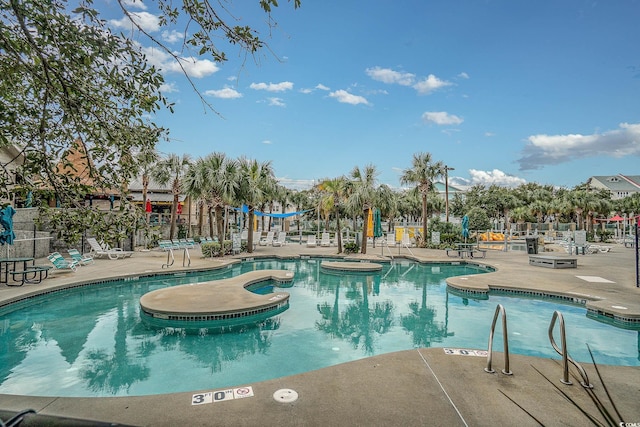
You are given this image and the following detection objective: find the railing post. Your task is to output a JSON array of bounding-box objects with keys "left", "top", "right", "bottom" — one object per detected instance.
[{"left": 485, "top": 304, "right": 512, "bottom": 375}]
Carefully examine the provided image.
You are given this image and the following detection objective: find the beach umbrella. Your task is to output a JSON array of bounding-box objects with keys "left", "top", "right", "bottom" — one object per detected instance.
[
  {"left": 366, "top": 208, "right": 374, "bottom": 238},
  {"left": 0, "top": 205, "right": 16, "bottom": 246},
  {"left": 461, "top": 215, "right": 470, "bottom": 242},
  {"left": 373, "top": 208, "right": 383, "bottom": 238},
  {"left": 145, "top": 199, "right": 152, "bottom": 213},
  {"left": 608, "top": 214, "right": 624, "bottom": 222}
]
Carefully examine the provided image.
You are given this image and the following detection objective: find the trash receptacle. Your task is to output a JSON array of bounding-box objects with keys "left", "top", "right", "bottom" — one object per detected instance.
[{"left": 525, "top": 237, "right": 538, "bottom": 254}]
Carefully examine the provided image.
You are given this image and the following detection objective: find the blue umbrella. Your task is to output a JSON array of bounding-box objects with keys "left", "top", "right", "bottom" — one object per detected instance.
[
  {"left": 461, "top": 215, "right": 470, "bottom": 242},
  {"left": 0, "top": 205, "right": 16, "bottom": 245}
]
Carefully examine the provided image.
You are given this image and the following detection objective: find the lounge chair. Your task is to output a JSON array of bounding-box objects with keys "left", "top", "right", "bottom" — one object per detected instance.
[
  {"left": 67, "top": 248, "right": 94, "bottom": 265},
  {"left": 48, "top": 252, "right": 79, "bottom": 272},
  {"left": 102, "top": 240, "right": 134, "bottom": 258},
  {"left": 272, "top": 231, "right": 287, "bottom": 247},
  {"left": 260, "top": 231, "right": 275, "bottom": 246},
  {"left": 86, "top": 237, "right": 127, "bottom": 260},
  {"left": 307, "top": 235, "right": 317, "bottom": 247},
  {"left": 385, "top": 232, "right": 396, "bottom": 247},
  {"left": 320, "top": 232, "right": 331, "bottom": 247}
]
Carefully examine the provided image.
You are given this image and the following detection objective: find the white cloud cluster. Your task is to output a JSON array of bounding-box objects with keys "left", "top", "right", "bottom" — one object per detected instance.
[
  {"left": 110, "top": 11, "right": 160, "bottom": 32},
  {"left": 277, "top": 177, "right": 316, "bottom": 190},
  {"left": 468, "top": 169, "right": 527, "bottom": 187},
  {"left": 366, "top": 66, "right": 453, "bottom": 95},
  {"left": 365, "top": 67, "right": 415, "bottom": 86},
  {"left": 268, "top": 97, "right": 286, "bottom": 107},
  {"left": 121, "top": 0, "right": 147, "bottom": 10},
  {"left": 249, "top": 82, "right": 294, "bottom": 92},
  {"left": 422, "top": 111, "right": 463, "bottom": 125},
  {"left": 141, "top": 46, "right": 219, "bottom": 78},
  {"left": 518, "top": 122, "right": 640, "bottom": 170},
  {"left": 161, "top": 30, "right": 184, "bottom": 43},
  {"left": 204, "top": 87, "right": 242, "bottom": 99},
  {"left": 329, "top": 90, "right": 370, "bottom": 106}
]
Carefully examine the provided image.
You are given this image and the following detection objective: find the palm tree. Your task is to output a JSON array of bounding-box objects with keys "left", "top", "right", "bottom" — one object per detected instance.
[
  {"left": 400, "top": 152, "right": 444, "bottom": 241},
  {"left": 348, "top": 164, "right": 378, "bottom": 254},
  {"left": 134, "top": 146, "right": 160, "bottom": 224},
  {"left": 318, "top": 176, "right": 348, "bottom": 253},
  {"left": 236, "top": 157, "right": 275, "bottom": 253},
  {"left": 152, "top": 153, "right": 191, "bottom": 239}
]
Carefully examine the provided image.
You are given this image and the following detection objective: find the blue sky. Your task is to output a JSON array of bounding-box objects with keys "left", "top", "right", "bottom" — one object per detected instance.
[{"left": 104, "top": 0, "right": 639, "bottom": 190}]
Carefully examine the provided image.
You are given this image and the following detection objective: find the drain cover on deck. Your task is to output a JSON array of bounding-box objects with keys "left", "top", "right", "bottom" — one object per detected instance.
[{"left": 273, "top": 388, "right": 298, "bottom": 403}]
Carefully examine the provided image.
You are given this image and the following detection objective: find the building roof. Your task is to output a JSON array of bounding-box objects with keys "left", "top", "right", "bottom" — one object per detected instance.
[{"left": 587, "top": 175, "right": 640, "bottom": 192}]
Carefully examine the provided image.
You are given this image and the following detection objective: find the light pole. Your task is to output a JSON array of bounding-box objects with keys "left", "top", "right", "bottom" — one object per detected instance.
[{"left": 445, "top": 166, "right": 455, "bottom": 223}]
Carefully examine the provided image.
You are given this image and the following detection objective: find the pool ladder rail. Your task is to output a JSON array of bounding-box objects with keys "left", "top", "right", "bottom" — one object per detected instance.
[
  {"left": 548, "top": 310, "right": 592, "bottom": 388},
  {"left": 485, "top": 303, "right": 512, "bottom": 375},
  {"left": 484, "top": 304, "right": 593, "bottom": 389}
]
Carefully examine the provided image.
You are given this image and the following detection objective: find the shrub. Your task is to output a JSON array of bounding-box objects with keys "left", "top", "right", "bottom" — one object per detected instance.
[{"left": 343, "top": 242, "right": 359, "bottom": 253}]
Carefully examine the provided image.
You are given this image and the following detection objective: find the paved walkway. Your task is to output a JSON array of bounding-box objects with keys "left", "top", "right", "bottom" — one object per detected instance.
[{"left": 1, "top": 242, "right": 639, "bottom": 426}]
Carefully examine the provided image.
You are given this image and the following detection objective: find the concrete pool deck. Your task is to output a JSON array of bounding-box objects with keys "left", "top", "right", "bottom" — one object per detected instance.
[{"left": 1, "top": 242, "right": 639, "bottom": 426}]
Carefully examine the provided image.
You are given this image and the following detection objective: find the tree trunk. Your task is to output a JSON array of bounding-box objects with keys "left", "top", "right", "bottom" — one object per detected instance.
[
  {"left": 247, "top": 207, "right": 255, "bottom": 253},
  {"left": 361, "top": 207, "right": 369, "bottom": 254}
]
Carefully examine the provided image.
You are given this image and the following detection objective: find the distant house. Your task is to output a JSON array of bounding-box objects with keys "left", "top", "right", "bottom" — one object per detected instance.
[
  {"left": 434, "top": 181, "right": 467, "bottom": 200},
  {"left": 586, "top": 175, "right": 640, "bottom": 200}
]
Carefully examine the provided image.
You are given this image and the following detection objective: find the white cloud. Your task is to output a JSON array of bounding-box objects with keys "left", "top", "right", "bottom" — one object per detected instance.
[
  {"left": 458, "top": 72, "right": 469, "bottom": 79},
  {"left": 329, "top": 90, "right": 370, "bottom": 106},
  {"left": 365, "top": 66, "right": 415, "bottom": 86},
  {"left": 142, "top": 47, "right": 219, "bottom": 78},
  {"left": 262, "top": 140, "right": 272, "bottom": 145},
  {"left": 413, "top": 74, "right": 452, "bottom": 95},
  {"left": 159, "top": 82, "right": 178, "bottom": 93},
  {"left": 315, "top": 84, "right": 330, "bottom": 91},
  {"left": 204, "top": 87, "right": 242, "bottom": 99},
  {"left": 249, "top": 82, "right": 294, "bottom": 92},
  {"left": 299, "top": 88, "right": 313, "bottom": 94},
  {"left": 121, "top": 0, "right": 147, "bottom": 10},
  {"left": 518, "top": 122, "right": 640, "bottom": 170},
  {"left": 110, "top": 11, "right": 159, "bottom": 32},
  {"left": 469, "top": 169, "right": 527, "bottom": 187},
  {"left": 161, "top": 30, "right": 184, "bottom": 43},
  {"left": 268, "top": 97, "right": 286, "bottom": 107},
  {"left": 485, "top": 132, "right": 495, "bottom": 137},
  {"left": 422, "top": 111, "right": 463, "bottom": 125}
]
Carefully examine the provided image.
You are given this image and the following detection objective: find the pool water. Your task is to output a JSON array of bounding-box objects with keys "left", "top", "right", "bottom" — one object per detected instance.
[{"left": 0, "top": 258, "right": 638, "bottom": 397}]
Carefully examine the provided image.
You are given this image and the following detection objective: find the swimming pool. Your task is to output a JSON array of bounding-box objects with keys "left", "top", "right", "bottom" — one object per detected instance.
[{"left": 0, "top": 258, "right": 638, "bottom": 397}]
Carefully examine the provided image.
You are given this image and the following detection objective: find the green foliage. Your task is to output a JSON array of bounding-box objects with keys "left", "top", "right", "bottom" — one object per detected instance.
[
  {"left": 201, "top": 240, "right": 232, "bottom": 257},
  {"left": 466, "top": 207, "right": 491, "bottom": 231},
  {"left": 343, "top": 242, "right": 359, "bottom": 254}
]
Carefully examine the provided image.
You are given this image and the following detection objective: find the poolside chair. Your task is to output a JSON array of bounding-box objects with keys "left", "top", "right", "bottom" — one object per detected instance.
[
  {"left": 101, "top": 240, "right": 134, "bottom": 258},
  {"left": 272, "top": 231, "right": 287, "bottom": 247},
  {"left": 260, "top": 231, "right": 275, "bottom": 246},
  {"left": 307, "top": 234, "right": 317, "bottom": 247},
  {"left": 67, "top": 248, "right": 94, "bottom": 265},
  {"left": 320, "top": 232, "right": 331, "bottom": 247},
  {"left": 400, "top": 232, "right": 415, "bottom": 256},
  {"left": 48, "top": 252, "right": 79, "bottom": 272},
  {"left": 86, "top": 237, "right": 127, "bottom": 260},
  {"left": 385, "top": 232, "right": 396, "bottom": 247},
  {"left": 252, "top": 231, "right": 262, "bottom": 249}
]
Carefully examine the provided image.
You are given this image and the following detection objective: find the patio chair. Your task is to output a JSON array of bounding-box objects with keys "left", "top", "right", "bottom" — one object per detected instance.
[
  {"left": 48, "top": 252, "right": 79, "bottom": 272},
  {"left": 307, "top": 234, "right": 317, "bottom": 247},
  {"left": 320, "top": 232, "right": 331, "bottom": 247},
  {"left": 67, "top": 248, "right": 95, "bottom": 265},
  {"left": 260, "top": 231, "right": 275, "bottom": 246},
  {"left": 86, "top": 237, "right": 127, "bottom": 260},
  {"left": 272, "top": 231, "right": 287, "bottom": 247}
]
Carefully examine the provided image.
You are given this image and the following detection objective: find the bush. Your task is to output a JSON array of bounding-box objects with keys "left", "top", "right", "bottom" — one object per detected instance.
[{"left": 343, "top": 242, "right": 359, "bottom": 254}]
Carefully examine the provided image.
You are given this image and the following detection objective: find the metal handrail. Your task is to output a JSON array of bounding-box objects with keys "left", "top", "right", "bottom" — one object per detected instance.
[
  {"left": 485, "top": 304, "right": 512, "bottom": 375},
  {"left": 548, "top": 311, "right": 593, "bottom": 388}
]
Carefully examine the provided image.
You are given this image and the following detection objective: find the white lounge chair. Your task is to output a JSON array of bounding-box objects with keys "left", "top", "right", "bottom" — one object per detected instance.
[
  {"left": 86, "top": 237, "right": 128, "bottom": 260},
  {"left": 307, "top": 235, "right": 317, "bottom": 247},
  {"left": 386, "top": 232, "right": 396, "bottom": 247},
  {"left": 67, "top": 248, "right": 94, "bottom": 266},
  {"left": 320, "top": 232, "right": 331, "bottom": 247},
  {"left": 260, "top": 231, "right": 275, "bottom": 246},
  {"left": 272, "top": 231, "right": 287, "bottom": 247}
]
